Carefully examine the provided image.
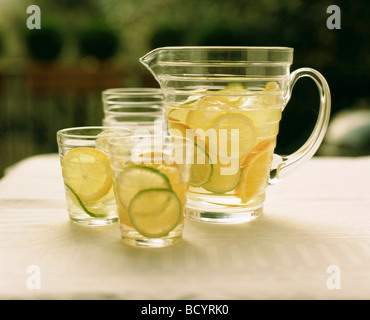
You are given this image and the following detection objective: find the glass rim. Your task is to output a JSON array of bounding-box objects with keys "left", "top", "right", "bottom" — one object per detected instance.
[
  {"left": 108, "top": 134, "right": 193, "bottom": 146},
  {"left": 141, "top": 46, "right": 294, "bottom": 65},
  {"left": 104, "top": 106, "right": 165, "bottom": 115},
  {"left": 149, "top": 45, "right": 293, "bottom": 51},
  {"left": 56, "top": 126, "right": 132, "bottom": 140},
  {"left": 102, "top": 87, "right": 163, "bottom": 97}
]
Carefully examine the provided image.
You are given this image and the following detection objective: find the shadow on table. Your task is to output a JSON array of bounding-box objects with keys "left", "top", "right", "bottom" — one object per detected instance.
[{"left": 61, "top": 211, "right": 321, "bottom": 276}]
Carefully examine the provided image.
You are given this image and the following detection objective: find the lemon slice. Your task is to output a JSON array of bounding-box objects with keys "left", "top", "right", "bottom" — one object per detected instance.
[
  {"left": 203, "top": 161, "right": 241, "bottom": 193},
  {"left": 186, "top": 109, "right": 220, "bottom": 131},
  {"left": 216, "top": 83, "right": 250, "bottom": 106},
  {"left": 167, "top": 107, "right": 190, "bottom": 123},
  {"left": 235, "top": 139, "right": 275, "bottom": 202},
  {"left": 128, "top": 189, "right": 181, "bottom": 238},
  {"left": 190, "top": 143, "right": 213, "bottom": 187},
  {"left": 116, "top": 165, "right": 171, "bottom": 209},
  {"left": 209, "top": 112, "right": 256, "bottom": 159},
  {"left": 168, "top": 121, "right": 191, "bottom": 137},
  {"left": 62, "top": 147, "right": 113, "bottom": 202},
  {"left": 185, "top": 94, "right": 231, "bottom": 130}
]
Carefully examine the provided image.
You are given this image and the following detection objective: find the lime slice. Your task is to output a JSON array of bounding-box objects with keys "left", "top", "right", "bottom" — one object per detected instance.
[
  {"left": 128, "top": 189, "right": 181, "bottom": 238},
  {"left": 190, "top": 143, "right": 213, "bottom": 187},
  {"left": 116, "top": 165, "right": 171, "bottom": 209},
  {"left": 65, "top": 184, "right": 107, "bottom": 218},
  {"left": 225, "top": 82, "right": 246, "bottom": 90},
  {"left": 203, "top": 161, "right": 241, "bottom": 194}
]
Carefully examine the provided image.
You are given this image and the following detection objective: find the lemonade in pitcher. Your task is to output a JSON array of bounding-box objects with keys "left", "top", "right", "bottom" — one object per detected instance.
[
  {"left": 140, "top": 46, "right": 331, "bottom": 224},
  {"left": 167, "top": 82, "right": 283, "bottom": 221}
]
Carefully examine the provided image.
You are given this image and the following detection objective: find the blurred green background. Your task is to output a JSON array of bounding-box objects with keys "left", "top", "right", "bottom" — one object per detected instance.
[{"left": 0, "top": 0, "right": 369, "bottom": 177}]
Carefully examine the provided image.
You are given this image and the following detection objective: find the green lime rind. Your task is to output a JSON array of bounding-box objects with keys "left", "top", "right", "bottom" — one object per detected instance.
[
  {"left": 183, "top": 98, "right": 199, "bottom": 105},
  {"left": 128, "top": 188, "right": 181, "bottom": 238},
  {"left": 202, "top": 165, "right": 241, "bottom": 194},
  {"left": 116, "top": 165, "right": 172, "bottom": 210},
  {"left": 65, "top": 184, "right": 107, "bottom": 218},
  {"left": 190, "top": 142, "right": 214, "bottom": 187}
]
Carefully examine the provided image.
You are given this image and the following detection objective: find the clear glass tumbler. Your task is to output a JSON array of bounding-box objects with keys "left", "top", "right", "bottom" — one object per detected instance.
[
  {"left": 102, "top": 88, "right": 166, "bottom": 134},
  {"left": 57, "top": 126, "right": 132, "bottom": 225},
  {"left": 109, "top": 134, "right": 193, "bottom": 247}
]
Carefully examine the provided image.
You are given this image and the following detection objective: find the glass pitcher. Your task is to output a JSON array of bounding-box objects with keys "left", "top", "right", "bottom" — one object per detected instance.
[{"left": 140, "top": 46, "right": 331, "bottom": 224}]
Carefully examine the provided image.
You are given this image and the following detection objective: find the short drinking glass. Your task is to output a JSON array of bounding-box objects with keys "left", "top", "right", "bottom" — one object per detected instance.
[
  {"left": 109, "top": 134, "right": 193, "bottom": 247},
  {"left": 57, "top": 126, "right": 132, "bottom": 225}
]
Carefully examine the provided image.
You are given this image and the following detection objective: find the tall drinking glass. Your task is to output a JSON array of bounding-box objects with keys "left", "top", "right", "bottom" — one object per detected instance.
[{"left": 102, "top": 88, "right": 166, "bottom": 134}]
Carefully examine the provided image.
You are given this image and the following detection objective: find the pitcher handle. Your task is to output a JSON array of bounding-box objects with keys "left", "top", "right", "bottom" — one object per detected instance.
[{"left": 269, "top": 68, "right": 331, "bottom": 184}]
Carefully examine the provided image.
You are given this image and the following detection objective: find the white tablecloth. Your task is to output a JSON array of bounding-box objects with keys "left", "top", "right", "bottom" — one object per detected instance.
[{"left": 1, "top": 154, "right": 370, "bottom": 300}]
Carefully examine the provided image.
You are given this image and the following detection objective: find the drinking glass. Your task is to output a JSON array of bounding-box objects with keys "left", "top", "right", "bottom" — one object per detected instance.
[
  {"left": 57, "top": 126, "right": 132, "bottom": 225},
  {"left": 102, "top": 88, "right": 166, "bottom": 134},
  {"left": 109, "top": 134, "right": 193, "bottom": 247}
]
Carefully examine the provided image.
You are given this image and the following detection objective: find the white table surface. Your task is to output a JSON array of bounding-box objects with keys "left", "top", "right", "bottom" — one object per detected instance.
[{"left": 0, "top": 154, "right": 370, "bottom": 300}]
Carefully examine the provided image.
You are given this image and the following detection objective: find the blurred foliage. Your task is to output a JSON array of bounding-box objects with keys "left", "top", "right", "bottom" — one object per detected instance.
[
  {"left": 25, "top": 26, "right": 64, "bottom": 61},
  {"left": 197, "top": 25, "right": 245, "bottom": 46},
  {"left": 1, "top": 0, "right": 365, "bottom": 96},
  {"left": 0, "top": 0, "right": 369, "bottom": 172},
  {"left": 77, "top": 25, "right": 120, "bottom": 60},
  {"left": 149, "top": 25, "right": 186, "bottom": 49}
]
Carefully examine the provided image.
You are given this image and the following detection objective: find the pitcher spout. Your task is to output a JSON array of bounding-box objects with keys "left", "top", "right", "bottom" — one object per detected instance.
[
  {"left": 139, "top": 46, "right": 293, "bottom": 103},
  {"left": 139, "top": 47, "right": 163, "bottom": 83}
]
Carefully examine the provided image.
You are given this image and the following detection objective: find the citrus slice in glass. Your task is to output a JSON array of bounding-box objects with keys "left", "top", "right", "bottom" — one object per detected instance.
[
  {"left": 95, "top": 130, "right": 119, "bottom": 153},
  {"left": 216, "top": 83, "right": 250, "bottom": 106},
  {"left": 190, "top": 143, "right": 213, "bottom": 187},
  {"left": 209, "top": 112, "right": 256, "bottom": 159},
  {"left": 116, "top": 165, "right": 171, "bottom": 209},
  {"left": 186, "top": 109, "right": 220, "bottom": 131},
  {"left": 203, "top": 160, "right": 241, "bottom": 194},
  {"left": 62, "top": 147, "right": 113, "bottom": 202},
  {"left": 168, "top": 121, "right": 191, "bottom": 137},
  {"left": 128, "top": 189, "right": 181, "bottom": 238},
  {"left": 167, "top": 107, "right": 190, "bottom": 124},
  {"left": 185, "top": 95, "right": 231, "bottom": 130},
  {"left": 235, "top": 139, "right": 275, "bottom": 202}
]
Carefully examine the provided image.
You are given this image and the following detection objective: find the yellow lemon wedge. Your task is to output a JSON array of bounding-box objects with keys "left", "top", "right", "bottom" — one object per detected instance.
[{"left": 235, "top": 138, "right": 275, "bottom": 202}]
